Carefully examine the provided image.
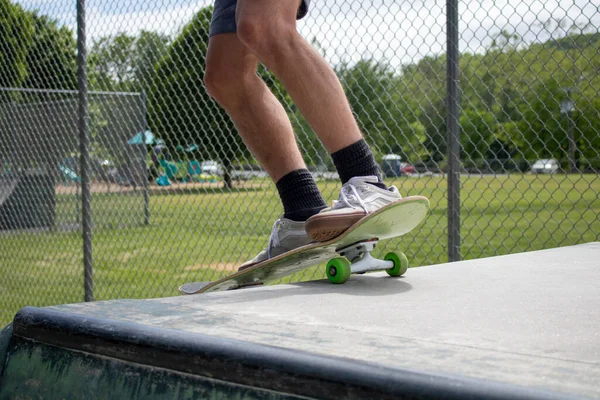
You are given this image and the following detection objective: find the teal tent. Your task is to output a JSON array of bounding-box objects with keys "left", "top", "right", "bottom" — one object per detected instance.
[{"left": 128, "top": 130, "right": 155, "bottom": 145}]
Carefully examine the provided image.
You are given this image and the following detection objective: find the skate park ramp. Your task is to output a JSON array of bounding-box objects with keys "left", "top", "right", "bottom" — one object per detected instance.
[
  {"left": 0, "top": 172, "right": 55, "bottom": 230},
  {"left": 0, "top": 176, "right": 18, "bottom": 207},
  {"left": 1, "top": 243, "right": 599, "bottom": 399}
]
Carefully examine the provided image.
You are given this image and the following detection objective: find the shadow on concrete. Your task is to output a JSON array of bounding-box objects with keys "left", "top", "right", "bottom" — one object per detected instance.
[{"left": 198, "top": 274, "right": 413, "bottom": 305}]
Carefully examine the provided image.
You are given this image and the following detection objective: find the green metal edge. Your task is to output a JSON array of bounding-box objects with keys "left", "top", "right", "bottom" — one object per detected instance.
[{"left": 0, "top": 323, "right": 13, "bottom": 379}]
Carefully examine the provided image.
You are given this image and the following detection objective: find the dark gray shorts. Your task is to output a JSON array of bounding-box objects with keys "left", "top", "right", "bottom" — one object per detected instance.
[{"left": 209, "top": 0, "right": 311, "bottom": 37}]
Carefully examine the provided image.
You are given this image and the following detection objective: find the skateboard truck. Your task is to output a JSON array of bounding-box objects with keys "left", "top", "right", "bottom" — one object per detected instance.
[{"left": 327, "top": 239, "right": 408, "bottom": 284}]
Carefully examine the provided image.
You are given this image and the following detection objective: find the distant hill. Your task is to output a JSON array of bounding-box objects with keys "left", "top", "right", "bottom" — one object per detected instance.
[{"left": 545, "top": 32, "right": 600, "bottom": 50}]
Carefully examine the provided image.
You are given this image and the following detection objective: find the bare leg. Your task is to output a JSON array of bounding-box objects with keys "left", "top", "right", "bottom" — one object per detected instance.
[
  {"left": 230, "top": 0, "right": 400, "bottom": 243},
  {"left": 235, "top": 0, "right": 364, "bottom": 153},
  {"left": 205, "top": 31, "right": 327, "bottom": 270},
  {"left": 204, "top": 34, "right": 305, "bottom": 182}
]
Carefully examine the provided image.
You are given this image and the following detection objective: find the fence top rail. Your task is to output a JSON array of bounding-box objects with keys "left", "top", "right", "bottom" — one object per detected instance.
[{"left": 0, "top": 87, "right": 141, "bottom": 97}]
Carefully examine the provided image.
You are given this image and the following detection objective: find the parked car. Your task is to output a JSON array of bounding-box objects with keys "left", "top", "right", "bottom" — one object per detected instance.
[
  {"left": 530, "top": 159, "right": 559, "bottom": 174},
  {"left": 231, "top": 164, "right": 268, "bottom": 180},
  {"left": 200, "top": 160, "right": 223, "bottom": 176},
  {"left": 400, "top": 162, "right": 415, "bottom": 175}
]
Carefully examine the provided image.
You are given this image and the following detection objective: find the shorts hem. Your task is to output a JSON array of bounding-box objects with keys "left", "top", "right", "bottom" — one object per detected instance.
[{"left": 209, "top": 18, "right": 238, "bottom": 38}]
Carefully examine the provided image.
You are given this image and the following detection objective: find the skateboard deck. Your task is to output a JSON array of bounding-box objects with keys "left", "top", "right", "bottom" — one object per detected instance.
[{"left": 179, "top": 195, "right": 429, "bottom": 295}]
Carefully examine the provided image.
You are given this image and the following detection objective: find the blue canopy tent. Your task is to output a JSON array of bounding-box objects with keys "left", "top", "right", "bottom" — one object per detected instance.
[{"left": 128, "top": 130, "right": 155, "bottom": 145}]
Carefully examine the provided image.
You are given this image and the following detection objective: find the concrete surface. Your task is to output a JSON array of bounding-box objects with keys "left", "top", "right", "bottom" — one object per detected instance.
[{"left": 37, "top": 242, "right": 600, "bottom": 398}]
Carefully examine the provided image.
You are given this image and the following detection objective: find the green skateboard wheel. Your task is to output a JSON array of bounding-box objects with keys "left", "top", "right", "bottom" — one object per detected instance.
[
  {"left": 385, "top": 251, "right": 408, "bottom": 277},
  {"left": 326, "top": 257, "right": 351, "bottom": 284}
]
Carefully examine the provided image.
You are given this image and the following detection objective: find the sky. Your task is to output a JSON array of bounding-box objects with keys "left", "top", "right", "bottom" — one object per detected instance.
[{"left": 15, "top": 0, "right": 600, "bottom": 71}]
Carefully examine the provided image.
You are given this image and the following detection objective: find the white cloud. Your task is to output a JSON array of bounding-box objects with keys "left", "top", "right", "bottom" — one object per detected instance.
[
  {"left": 299, "top": 0, "right": 599, "bottom": 70},
  {"left": 85, "top": 1, "right": 211, "bottom": 41},
  {"left": 15, "top": 0, "right": 600, "bottom": 69}
]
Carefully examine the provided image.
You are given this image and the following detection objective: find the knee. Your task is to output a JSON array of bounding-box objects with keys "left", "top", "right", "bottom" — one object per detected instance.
[
  {"left": 237, "top": 17, "right": 298, "bottom": 63},
  {"left": 204, "top": 63, "right": 242, "bottom": 104},
  {"left": 236, "top": 17, "right": 263, "bottom": 51}
]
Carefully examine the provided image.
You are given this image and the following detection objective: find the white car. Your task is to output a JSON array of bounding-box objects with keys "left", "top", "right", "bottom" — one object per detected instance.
[
  {"left": 200, "top": 160, "right": 223, "bottom": 176},
  {"left": 531, "top": 159, "right": 559, "bottom": 174}
]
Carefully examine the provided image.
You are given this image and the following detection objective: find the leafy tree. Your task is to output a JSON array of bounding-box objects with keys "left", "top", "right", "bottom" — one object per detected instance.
[
  {"left": 149, "top": 7, "right": 248, "bottom": 188},
  {"left": 574, "top": 96, "right": 600, "bottom": 169},
  {"left": 337, "top": 60, "right": 425, "bottom": 161},
  {"left": 400, "top": 55, "right": 447, "bottom": 163},
  {"left": 88, "top": 31, "right": 169, "bottom": 91},
  {"left": 22, "top": 13, "right": 77, "bottom": 90},
  {"left": 460, "top": 108, "right": 497, "bottom": 161},
  {"left": 409, "top": 28, "right": 600, "bottom": 170},
  {"left": 133, "top": 31, "right": 170, "bottom": 89},
  {"left": 0, "top": 0, "right": 34, "bottom": 89},
  {"left": 88, "top": 33, "right": 137, "bottom": 91},
  {"left": 337, "top": 60, "right": 395, "bottom": 138}
]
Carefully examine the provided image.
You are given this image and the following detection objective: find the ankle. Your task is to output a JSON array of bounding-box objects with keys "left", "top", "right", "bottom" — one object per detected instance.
[
  {"left": 284, "top": 206, "right": 326, "bottom": 222},
  {"left": 332, "top": 139, "right": 387, "bottom": 188},
  {"left": 276, "top": 169, "right": 327, "bottom": 219}
]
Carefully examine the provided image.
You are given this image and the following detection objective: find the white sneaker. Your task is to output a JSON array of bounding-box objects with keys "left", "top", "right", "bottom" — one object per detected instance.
[
  {"left": 305, "top": 176, "right": 401, "bottom": 241},
  {"left": 239, "top": 217, "right": 312, "bottom": 271}
]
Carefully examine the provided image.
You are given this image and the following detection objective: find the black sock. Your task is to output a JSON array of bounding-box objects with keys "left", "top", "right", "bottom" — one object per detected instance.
[
  {"left": 276, "top": 169, "right": 327, "bottom": 222},
  {"left": 331, "top": 139, "right": 387, "bottom": 189}
]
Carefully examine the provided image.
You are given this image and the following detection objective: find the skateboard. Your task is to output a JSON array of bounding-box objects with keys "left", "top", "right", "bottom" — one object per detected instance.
[{"left": 179, "top": 195, "right": 429, "bottom": 295}]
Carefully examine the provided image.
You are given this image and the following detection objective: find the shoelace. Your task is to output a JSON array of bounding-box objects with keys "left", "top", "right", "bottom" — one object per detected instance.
[
  {"left": 267, "top": 218, "right": 282, "bottom": 259},
  {"left": 332, "top": 182, "right": 368, "bottom": 212}
]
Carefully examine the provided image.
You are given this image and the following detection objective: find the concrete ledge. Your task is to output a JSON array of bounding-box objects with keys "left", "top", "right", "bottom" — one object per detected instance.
[{"left": 4, "top": 306, "right": 577, "bottom": 400}]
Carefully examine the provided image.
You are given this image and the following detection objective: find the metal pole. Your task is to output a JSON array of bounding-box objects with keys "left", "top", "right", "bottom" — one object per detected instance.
[
  {"left": 446, "top": 0, "right": 461, "bottom": 262},
  {"left": 568, "top": 111, "right": 576, "bottom": 173},
  {"left": 141, "top": 91, "right": 150, "bottom": 225},
  {"left": 561, "top": 88, "right": 576, "bottom": 173},
  {"left": 0, "top": 87, "right": 141, "bottom": 97},
  {"left": 566, "top": 88, "right": 576, "bottom": 174},
  {"left": 77, "top": 0, "right": 93, "bottom": 301}
]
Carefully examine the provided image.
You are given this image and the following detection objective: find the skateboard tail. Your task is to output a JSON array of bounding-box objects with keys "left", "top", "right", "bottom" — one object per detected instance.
[{"left": 179, "top": 281, "right": 211, "bottom": 294}]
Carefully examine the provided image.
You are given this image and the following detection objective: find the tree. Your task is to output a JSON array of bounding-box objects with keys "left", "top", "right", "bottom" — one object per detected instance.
[
  {"left": 148, "top": 7, "right": 248, "bottom": 188},
  {"left": 88, "top": 33, "right": 137, "bottom": 91},
  {"left": 459, "top": 108, "right": 497, "bottom": 162},
  {"left": 88, "top": 31, "right": 170, "bottom": 92},
  {"left": 400, "top": 55, "right": 447, "bottom": 163},
  {"left": 132, "top": 31, "right": 170, "bottom": 89},
  {"left": 0, "top": 0, "right": 34, "bottom": 89},
  {"left": 449, "top": 28, "right": 599, "bottom": 169},
  {"left": 574, "top": 96, "right": 600, "bottom": 170},
  {"left": 22, "top": 13, "right": 77, "bottom": 90}
]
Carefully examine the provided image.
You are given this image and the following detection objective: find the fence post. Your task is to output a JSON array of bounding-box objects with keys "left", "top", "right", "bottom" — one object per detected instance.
[
  {"left": 446, "top": 0, "right": 461, "bottom": 262},
  {"left": 77, "top": 0, "right": 93, "bottom": 301},
  {"left": 142, "top": 91, "right": 150, "bottom": 226}
]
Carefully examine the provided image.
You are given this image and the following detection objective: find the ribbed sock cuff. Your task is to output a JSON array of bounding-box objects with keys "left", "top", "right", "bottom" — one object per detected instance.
[
  {"left": 331, "top": 139, "right": 384, "bottom": 185},
  {"left": 276, "top": 169, "right": 327, "bottom": 221}
]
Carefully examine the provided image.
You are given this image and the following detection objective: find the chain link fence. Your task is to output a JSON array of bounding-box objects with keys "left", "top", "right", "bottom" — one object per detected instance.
[
  {"left": 0, "top": 88, "right": 148, "bottom": 229},
  {"left": 1, "top": 0, "right": 599, "bottom": 325}
]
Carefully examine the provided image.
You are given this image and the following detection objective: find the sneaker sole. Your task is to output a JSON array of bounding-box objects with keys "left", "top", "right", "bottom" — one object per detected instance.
[{"left": 305, "top": 211, "right": 365, "bottom": 242}]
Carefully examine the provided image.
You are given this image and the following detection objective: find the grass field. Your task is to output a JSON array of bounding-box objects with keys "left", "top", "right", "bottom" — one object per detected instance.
[{"left": 1, "top": 173, "right": 599, "bottom": 326}]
